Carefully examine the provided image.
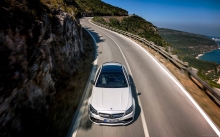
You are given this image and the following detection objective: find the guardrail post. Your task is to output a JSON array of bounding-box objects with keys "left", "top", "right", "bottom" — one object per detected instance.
[{"left": 188, "top": 71, "right": 206, "bottom": 90}]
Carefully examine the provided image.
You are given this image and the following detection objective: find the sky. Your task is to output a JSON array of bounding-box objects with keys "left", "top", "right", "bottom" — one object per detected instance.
[{"left": 102, "top": 0, "right": 220, "bottom": 36}]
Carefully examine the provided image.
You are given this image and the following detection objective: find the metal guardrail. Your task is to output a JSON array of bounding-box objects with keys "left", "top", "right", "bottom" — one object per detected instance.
[{"left": 91, "top": 20, "right": 220, "bottom": 106}]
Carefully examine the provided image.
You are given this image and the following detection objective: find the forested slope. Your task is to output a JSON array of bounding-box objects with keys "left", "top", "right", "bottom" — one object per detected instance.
[{"left": 75, "top": 0, "right": 128, "bottom": 16}]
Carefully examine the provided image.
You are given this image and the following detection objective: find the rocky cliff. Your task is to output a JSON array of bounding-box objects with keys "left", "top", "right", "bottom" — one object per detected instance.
[{"left": 0, "top": 0, "right": 84, "bottom": 136}]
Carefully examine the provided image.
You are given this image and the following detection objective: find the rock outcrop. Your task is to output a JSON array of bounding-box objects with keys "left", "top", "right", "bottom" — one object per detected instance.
[{"left": 0, "top": 0, "right": 84, "bottom": 136}]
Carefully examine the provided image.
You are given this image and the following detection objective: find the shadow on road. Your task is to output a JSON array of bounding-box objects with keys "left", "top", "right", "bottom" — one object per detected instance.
[
  {"left": 84, "top": 27, "right": 105, "bottom": 44},
  {"left": 77, "top": 88, "right": 93, "bottom": 130},
  {"left": 129, "top": 75, "right": 141, "bottom": 124},
  {"left": 83, "top": 26, "right": 105, "bottom": 63}
]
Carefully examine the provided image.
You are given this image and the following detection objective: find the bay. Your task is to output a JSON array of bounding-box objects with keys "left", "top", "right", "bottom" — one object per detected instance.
[{"left": 199, "top": 48, "right": 220, "bottom": 64}]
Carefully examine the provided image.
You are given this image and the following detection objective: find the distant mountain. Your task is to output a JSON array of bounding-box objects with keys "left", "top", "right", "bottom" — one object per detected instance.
[
  {"left": 208, "top": 36, "right": 220, "bottom": 45},
  {"left": 159, "top": 28, "right": 217, "bottom": 47},
  {"left": 75, "top": 0, "right": 128, "bottom": 16},
  {"left": 158, "top": 28, "right": 218, "bottom": 58},
  {"left": 207, "top": 35, "right": 220, "bottom": 40}
]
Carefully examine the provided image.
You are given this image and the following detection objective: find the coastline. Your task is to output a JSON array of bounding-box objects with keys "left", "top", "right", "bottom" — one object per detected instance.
[
  {"left": 196, "top": 47, "right": 219, "bottom": 60},
  {"left": 196, "top": 53, "right": 204, "bottom": 59},
  {"left": 196, "top": 49, "right": 220, "bottom": 65},
  {"left": 196, "top": 40, "right": 220, "bottom": 59}
]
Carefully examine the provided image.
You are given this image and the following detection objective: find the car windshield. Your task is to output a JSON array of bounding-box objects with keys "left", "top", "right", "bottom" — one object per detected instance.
[{"left": 96, "top": 72, "right": 128, "bottom": 88}]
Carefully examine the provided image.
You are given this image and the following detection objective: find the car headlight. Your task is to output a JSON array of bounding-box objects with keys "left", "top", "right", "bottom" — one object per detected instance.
[
  {"left": 90, "top": 104, "right": 98, "bottom": 115},
  {"left": 125, "top": 105, "right": 133, "bottom": 115}
]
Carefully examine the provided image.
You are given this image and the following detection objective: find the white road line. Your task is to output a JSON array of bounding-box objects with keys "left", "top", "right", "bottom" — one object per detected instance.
[
  {"left": 70, "top": 27, "right": 98, "bottom": 137},
  {"left": 100, "top": 31, "right": 150, "bottom": 137},
  {"left": 89, "top": 19, "right": 220, "bottom": 136}
]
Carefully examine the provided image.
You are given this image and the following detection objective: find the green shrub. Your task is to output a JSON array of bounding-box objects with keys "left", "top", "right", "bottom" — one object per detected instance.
[
  {"left": 93, "top": 16, "right": 107, "bottom": 24},
  {"left": 93, "top": 15, "right": 168, "bottom": 47},
  {"left": 75, "top": 0, "right": 128, "bottom": 16}
]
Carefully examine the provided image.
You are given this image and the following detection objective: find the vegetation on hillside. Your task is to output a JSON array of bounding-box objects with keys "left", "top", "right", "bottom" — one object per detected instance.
[
  {"left": 198, "top": 70, "right": 220, "bottom": 88},
  {"left": 183, "top": 57, "right": 220, "bottom": 88},
  {"left": 158, "top": 28, "right": 218, "bottom": 58},
  {"left": 75, "top": 0, "right": 128, "bottom": 16},
  {"left": 159, "top": 28, "right": 217, "bottom": 47},
  {"left": 93, "top": 16, "right": 169, "bottom": 47},
  {"left": 0, "top": 0, "right": 80, "bottom": 30},
  {"left": 40, "top": 0, "right": 79, "bottom": 17},
  {"left": 158, "top": 28, "right": 220, "bottom": 88}
]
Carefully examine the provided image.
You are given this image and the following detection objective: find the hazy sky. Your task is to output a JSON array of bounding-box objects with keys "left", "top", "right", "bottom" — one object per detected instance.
[{"left": 102, "top": 0, "right": 220, "bottom": 36}]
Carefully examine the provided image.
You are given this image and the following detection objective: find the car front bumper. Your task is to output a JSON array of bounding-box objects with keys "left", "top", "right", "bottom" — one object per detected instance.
[{"left": 89, "top": 110, "right": 135, "bottom": 125}]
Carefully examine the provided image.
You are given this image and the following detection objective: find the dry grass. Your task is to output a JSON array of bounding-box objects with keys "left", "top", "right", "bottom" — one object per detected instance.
[
  {"left": 130, "top": 38, "right": 220, "bottom": 128},
  {"left": 40, "top": 0, "right": 78, "bottom": 17},
  {"left": 44, "top": 29, "right": 94, "bottom": 137},
  {"left": 103, "top": 16, "right": 128, "bottom": 22}
]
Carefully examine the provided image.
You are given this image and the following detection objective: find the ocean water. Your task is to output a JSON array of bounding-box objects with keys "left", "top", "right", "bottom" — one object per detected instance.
[{"left": 199, "top": 43, "right": 220, "bottom": 64}]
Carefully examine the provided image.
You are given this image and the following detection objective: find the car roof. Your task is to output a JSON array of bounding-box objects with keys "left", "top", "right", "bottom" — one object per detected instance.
[{"left": 101, "top": 62, "right": 123, "bottom": 73}]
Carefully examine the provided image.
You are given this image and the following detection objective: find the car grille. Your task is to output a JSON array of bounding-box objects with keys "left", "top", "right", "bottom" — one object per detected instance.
[
  {"left": 99, "top": 113, "right": 124, "bottom": 119},
  {"left": 90, "top": 117, "right": 133, "bottom": 124}
]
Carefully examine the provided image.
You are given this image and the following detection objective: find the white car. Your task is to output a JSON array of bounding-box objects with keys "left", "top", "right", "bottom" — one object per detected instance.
[{"left": 88, "top": 62, "right": 135, "bottom": 125}]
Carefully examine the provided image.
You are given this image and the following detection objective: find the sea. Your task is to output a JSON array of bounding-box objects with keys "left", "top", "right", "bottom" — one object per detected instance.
[{"left": 199, "top": 40, "right": 220, "bottom": 64}]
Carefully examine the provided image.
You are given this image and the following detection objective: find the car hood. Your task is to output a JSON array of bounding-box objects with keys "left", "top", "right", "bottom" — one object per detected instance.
[{"left": 90, "top": 87, "right": 132, "bottom": 111}]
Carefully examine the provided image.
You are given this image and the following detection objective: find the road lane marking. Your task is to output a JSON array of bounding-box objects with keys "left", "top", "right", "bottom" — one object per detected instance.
[
  {"left": 99, "top": 30, "right": 150, "bottom": 137},
  {"left": 89, "top": 19, "right": 220, "bottom": 136},
  {"left": 68, "top": 27, "right": 98, "bottom": 137}
]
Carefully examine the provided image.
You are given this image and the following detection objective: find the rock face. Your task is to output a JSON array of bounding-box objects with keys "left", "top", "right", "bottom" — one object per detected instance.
[{"left": 0, "top": 1, "right": 84, "bottom": 136}]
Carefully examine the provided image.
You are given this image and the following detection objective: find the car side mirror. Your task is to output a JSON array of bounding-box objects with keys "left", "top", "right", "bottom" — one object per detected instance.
[
  {"left": 137, "top": 92, "right": 141, "bottom": 96},
  {"left": 91, "top": 80, "right": 95, "bottom": 85}
]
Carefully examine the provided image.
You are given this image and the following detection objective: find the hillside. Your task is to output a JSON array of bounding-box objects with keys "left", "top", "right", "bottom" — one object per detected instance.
[
  {"left": 93, "top": 16, "right": 168, "bottom": 47},
  {"left": 75, "top": 0, "right": 128, "bottom": 16},
  {"left": 158, "top": 28, "right": 220, "bottom": 88},
  {"left": 158, "top": 28, "right": 218, "bottom": 58},
  {"left": 0, "top": 0, "right": 92, "bottom": 137}
]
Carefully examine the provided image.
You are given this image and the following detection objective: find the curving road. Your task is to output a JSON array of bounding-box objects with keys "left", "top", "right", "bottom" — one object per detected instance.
[{"left": 73, "top": 17, "right": 219, "bottom": 137}]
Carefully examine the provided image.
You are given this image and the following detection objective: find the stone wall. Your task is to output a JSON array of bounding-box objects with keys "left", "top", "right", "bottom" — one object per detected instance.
[{"left": 0, "top": 1, "right": 84, "bottom": 136}]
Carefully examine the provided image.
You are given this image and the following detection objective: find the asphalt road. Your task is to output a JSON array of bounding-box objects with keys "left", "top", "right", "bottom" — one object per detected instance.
[{"left": 75, "top": 17, "right": 219, "bottom": 137}]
